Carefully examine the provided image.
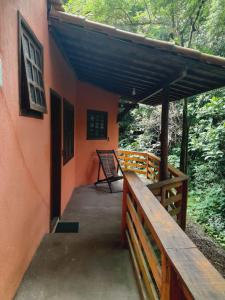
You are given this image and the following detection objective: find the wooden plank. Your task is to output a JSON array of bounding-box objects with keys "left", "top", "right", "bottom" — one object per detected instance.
[
  {"left": 126, "top": 213, "right": 159, "bottom": 300},
  {"left": 168, "top": 163, "right": 186, "bottom": 177},
  {"left": 161, "top": 254, "right": 171, "bottom": 299},
  {"left": 163, "top": 193, "right": 182, "bottom": 207},
  {"left": 169, "top": 206, "right": 181, "bottom": 217},
  {"left": 118, "top": 156, "right": 147, "bottom": 163},
  {"left": 126, "top": 231, "right": 148, "bottom": 300},
  {"left": 127, "top": 196, "right": 162, "bottom": 289},
  {"left": 147, "top": 176, "right": 187, "bottom": 191},
  {"left": 124, "top": 172, "right": 225, "bottom": 300},
  {"left": 123, "top": 168, "right": 146, "bottom": 175},
  {"left": 118, "top": 150, "right": 187, "bottom": 180},
  {"left": 147, "top": 153, "right": 160, "bottom": 162},
  {"left": 167, "top": 247, "right": 225, "bottom": 300},
  {"left": 147, "top": 167, "right": 156, "bottom": 175},
  {"left": 121, "top": 162, "right": 146, "bottom": 169},
  {"left": 151, "top": 189, "right": 161, "bottom": 196},
  {"left": 118, "top": 150, "right": 147, "bottom": 157},
  {"left": 165, "top": 181, "right": 182, "bottom": 191},
  {"left": 148, "top": 161, "right": 159, "bottom": 169},
  {"left": 125, "top": 172, "right": 194, "bottom": 249}
]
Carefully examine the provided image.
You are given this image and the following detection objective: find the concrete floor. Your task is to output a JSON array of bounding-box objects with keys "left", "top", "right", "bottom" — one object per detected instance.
[{"left": 15, "top": 182, "right": 140, "bottom": 300}]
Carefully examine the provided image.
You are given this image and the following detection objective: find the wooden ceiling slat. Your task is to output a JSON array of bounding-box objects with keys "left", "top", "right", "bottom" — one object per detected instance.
[
  {"left": 72, "top": 65, "right": 156, "bottom": 89},
  {"left": 79, "top": 75, "right": 142, "bottom": 100},
  {"left": 178, "top": 80, "right": 211, "bottom": 89},
  {"left": 78, "top": 71, "right": 148, "bottom": 94},
  {"left": 172, "top": 83, "right": 201, "bottom": 93},
  {"left": 78, "top": 72, "right": 147, "bottom": 91},
  {"left": 61, "top": 37, "right": 176, "bottom": 78},
  {"left": 68, "top": 53, "right": 162, "bottom": 83},
  {"left": 186, "top": 73, "right": 225, "bottom": 86}
]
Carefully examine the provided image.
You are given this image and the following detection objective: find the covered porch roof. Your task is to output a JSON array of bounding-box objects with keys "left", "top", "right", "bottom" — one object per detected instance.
[{"left": 48, "top": 9, "right": 225, "bottom": 106}]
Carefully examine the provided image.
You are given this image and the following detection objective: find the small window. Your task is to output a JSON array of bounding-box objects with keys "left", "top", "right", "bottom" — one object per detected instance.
[
  {"left": 18, "top": 13, "right": 46, "bottom": 117},
  {"left": 87, "top": 110, "right": 108, "bottom": 140},
  {"left": 63, "top": 99, "right": 74, "bottom": 164}
]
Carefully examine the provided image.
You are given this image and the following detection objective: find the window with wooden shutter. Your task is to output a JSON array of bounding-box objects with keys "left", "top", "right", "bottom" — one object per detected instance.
[
  {"left": 63, "top": 99, "right": 74, "bottom": 164},
  {"left": 18, "top": 13, "right": 46, "bottom": 117},
  {"left": 87, "top": 110, "right": 108, "bottom": 140}
]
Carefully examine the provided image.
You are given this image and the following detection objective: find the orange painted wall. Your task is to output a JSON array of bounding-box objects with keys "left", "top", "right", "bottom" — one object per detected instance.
[
  {"left": 0, "top": 1, "right": 119, "bottom": 299},
  {"left": 75, "top": 81, "right": 119, "bottom": 187}
]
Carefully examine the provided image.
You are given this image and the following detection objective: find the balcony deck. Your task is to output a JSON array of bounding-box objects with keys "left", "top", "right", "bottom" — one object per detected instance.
[{"left": 15, "top": 183, "right": 140, "bottom": 300}]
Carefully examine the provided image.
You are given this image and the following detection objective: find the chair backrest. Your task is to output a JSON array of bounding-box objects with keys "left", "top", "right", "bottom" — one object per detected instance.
[{"left": 96, "top": 150, "right": 119, "bottom": 178}]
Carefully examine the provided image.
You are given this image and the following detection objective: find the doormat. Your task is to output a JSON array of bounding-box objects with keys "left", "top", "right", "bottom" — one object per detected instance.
[{"left": 55, "top": 222, "right": 79, "bottom": 233}]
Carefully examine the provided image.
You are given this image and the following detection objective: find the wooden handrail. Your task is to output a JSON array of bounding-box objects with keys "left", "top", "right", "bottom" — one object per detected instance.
[
  {"left": 147, "top": 175, "right": 188, "bottom": 190},
  {"left": 122, "top": 171, "right": 225, "bottom": 300},
  {"left": 117, "top": 149, "right": 188, "bottom": 229},
  {"left": 117, "top": 149, "right": 186, "bottom": 178}
]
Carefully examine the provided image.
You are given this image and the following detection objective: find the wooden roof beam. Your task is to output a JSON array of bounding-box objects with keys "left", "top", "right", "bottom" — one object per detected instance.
[{"left": 139, "top": 69, "right": 188, "bottom": 103}]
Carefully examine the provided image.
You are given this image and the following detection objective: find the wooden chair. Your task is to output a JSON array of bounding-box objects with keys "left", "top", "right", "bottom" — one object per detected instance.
[{"left": 95, "top": 150, "right": 124, "bottom": 193}]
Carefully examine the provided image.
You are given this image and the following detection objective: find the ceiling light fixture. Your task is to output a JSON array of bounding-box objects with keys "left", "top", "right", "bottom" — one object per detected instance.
[{"left": 132, "top": 88, "right": 136, "bottom": 96}]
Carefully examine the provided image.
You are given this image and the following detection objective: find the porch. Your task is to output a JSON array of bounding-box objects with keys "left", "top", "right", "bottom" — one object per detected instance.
[
  {"left": 15, "top": 184, "right": 139, "bottom": 300},
  {"left": 15, "top": 151, "right": 225, "bottom": 300}
]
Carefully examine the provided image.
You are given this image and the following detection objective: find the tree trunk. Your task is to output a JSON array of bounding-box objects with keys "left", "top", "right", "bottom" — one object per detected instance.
[{"left": 180, "top": 98, "right": 189, "bottom": 173}]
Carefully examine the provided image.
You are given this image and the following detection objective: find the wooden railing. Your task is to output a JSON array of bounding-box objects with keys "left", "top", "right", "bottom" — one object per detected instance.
[
  {"left": 122, "top": 172, "right": 225, "bottom": 300},
  {"left": 117, "top": 150, "right": 188, "bottom": 230}
]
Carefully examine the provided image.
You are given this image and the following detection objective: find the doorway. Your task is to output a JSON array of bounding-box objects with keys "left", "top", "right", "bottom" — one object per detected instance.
[{"left": 50, "top": 89, "right": 62, "bottom": 229}]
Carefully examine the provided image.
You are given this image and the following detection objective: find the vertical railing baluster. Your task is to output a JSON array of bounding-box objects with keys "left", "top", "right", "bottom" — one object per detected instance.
[
  {"left": 146, "top": 153, "right": 149, "bottom": 179},
  {"left": 161, "top": 253, "right": 171, "bottom": 299},
  {"left": 161, "top": 254, "right": 182, "bottom": 300},
  {"left": 121, "top": 178, "right": 128, "bottom": 246}
]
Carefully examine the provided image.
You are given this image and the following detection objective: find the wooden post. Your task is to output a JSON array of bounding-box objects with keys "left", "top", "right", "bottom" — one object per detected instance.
[
  {"left": 146, "top": 154, "right": 149, "bottom": 179},
  {"left": 180, "top": 98, "right": 189, "bottom": 173},
  {"left": 180, "top": 179, "right": 188, "bottom": 230},
  {"left": 160, "top": 87, "right": 170, "bottom": 181},
  {"left": 161, "top": 253, "right": 171, "bottom": 299},
  {"left": 121, "top": 177, "right": 128, "bottom": 246},
  {"left": 161, "top": 253, "right": 183, "bottom": 300}
]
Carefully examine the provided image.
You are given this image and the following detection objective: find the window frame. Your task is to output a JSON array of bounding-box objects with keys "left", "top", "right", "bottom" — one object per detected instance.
[
  {"left": 87, "top": 109, "right": 108, "bottom": 140},
  {"left": 63, "top": 99, "right": 75, "bottom": 165},
  {"left": 18, "top": 12, "right": 47, "bottom": 117}
]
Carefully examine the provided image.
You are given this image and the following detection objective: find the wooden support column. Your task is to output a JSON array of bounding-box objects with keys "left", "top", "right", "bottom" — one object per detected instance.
[
  {"left": 180, "top": 97, "right": 189, "bottom": 173},
  {"left": 160, "top": 87, "right": 170, "bottom": 181}
]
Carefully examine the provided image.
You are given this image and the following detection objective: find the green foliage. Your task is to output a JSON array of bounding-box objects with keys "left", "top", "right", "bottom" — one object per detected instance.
[
  {"left": 188, "top": 185, "right": 225, "bottom": 248},
  {"left": 186, "top": 91, "right": 225, "bottom": 247},
  {"left": 188, "top": 92, "right": 225, "bottom": 181},
  {"left": 204, "top": 0, "right": 225, "bottom": 55},
  {"left": 65, "top": 0, "right": 210, "bottom": 47}
]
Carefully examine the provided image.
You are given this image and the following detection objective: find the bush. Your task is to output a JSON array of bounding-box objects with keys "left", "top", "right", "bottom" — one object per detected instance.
[{"left": 188, "top": 184, "right": 225, "bottom": 248}]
